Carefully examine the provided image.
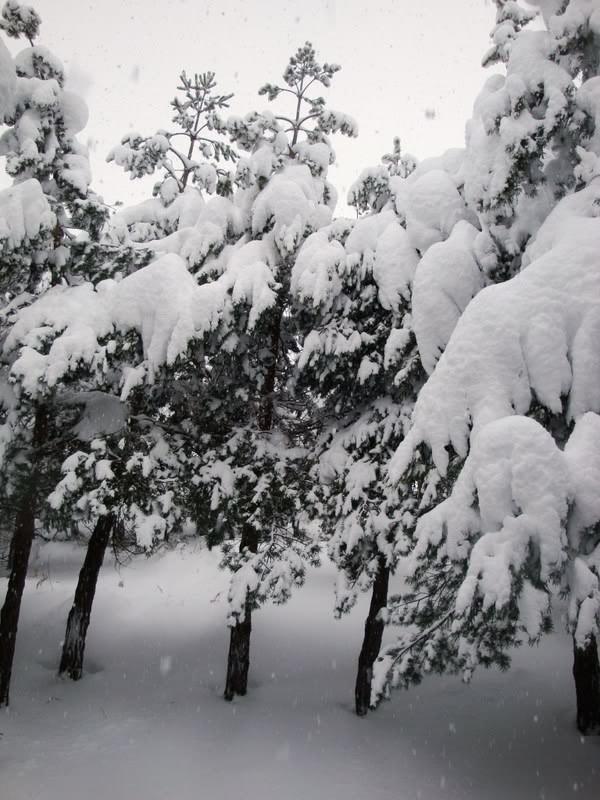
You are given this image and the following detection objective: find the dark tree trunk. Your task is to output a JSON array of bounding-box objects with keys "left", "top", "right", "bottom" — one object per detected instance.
[
  {"left": 224, "top": 596, "right": 253, "bottom": 701},
  {"left": 573, "top": 633, "right": 600, "bottom": 735},
  {"left": 0, "top": 506, "right": 35, "bottom": 707},
  {"left": 59, "top": 514, "right": 114, "bottom": 681},
  {"left": 355, "top": 557, "right": 390, "bottom": 717},
  {"left": 224, "top": 525, "right": 259, "bottom": 701},
  {"left": 0, "top": 404, "right": 47, "bottom": 707}
]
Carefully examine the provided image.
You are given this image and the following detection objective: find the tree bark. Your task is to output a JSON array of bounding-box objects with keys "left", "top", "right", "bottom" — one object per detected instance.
[
  {"left": 0, "top": 404, "right": 48, "bottom": 707},
  {"left": 355, "top": 556, "right": 390, "bottom": 717},
  {"left": 0, "top": 506, "right": 35, "bottom": 706},
  {"left": 224, "top": 525, "right": 259, "bottom": 701},
  {"left": 59, "top": 514, "right": 114, "bottom": 681},
  {"left": 573, "top": 632, "right": 600, "bottom": 735},
  {"left": 224, "top": 596, "right": 253, "bottom": 701}
]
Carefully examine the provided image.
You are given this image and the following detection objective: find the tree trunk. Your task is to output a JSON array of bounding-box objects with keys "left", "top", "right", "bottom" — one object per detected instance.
[
  {"left": 59, "top": 514, "right": 114, "bottom": 680},
  {"left": 224, "top": 525, "right": 259, "bottom": 701},
  {"left": 0, "top": 506, "right": 35, "bottom": 706},
  {"left": 355, "top": 557, "right": 390, "bottom": 717},
  {"left": 224, "top": 596, "right": 253, "bottom": 701},
  {"left": 0, "top": 404, "right": 48, "bottom": 707},
  {"left": 573, "top": 633, "right": 600, "bottom": 735}
]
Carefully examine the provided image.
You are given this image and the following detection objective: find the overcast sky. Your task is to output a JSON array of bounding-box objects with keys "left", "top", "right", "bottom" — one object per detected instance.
[{"left": 8, "top": 0, "right": 499, "bottom": 210}]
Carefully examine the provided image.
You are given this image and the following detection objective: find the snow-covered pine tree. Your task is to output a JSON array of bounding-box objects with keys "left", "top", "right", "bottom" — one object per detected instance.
[
  {"left": 373, "top": 0, "right": 600, "bottom": 736},
  {"left": 51, "top": 404, "right": 186, "bottom": 680},
  {"left": 0, "top": 0, "right": 111, "bottom": 705},
  {"left": 292, "top": 143, "right": 421, "bottom": 716},
  {"left": 292, "top": 135, "right": 492, "bottom": 714},
  {"left": 292, "top": 155, "right": 423, "bottom": 716},
  {"left": 0, "top": 11, "right": 241, "bottom": 689},
  {"left": 4, "top": 250, "right": 205, "bottom": 682},
  {"left": 178, "top": 42, "right": 359, "bottom": 701}
]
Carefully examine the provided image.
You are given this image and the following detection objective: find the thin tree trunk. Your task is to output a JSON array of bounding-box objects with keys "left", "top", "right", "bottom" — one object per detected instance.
[
  {"left": 224, "top": 596, "right": 253, "bottom": 701},
  {"left": 355, "top": 556, "right": 390, "bottom": 717},
  {"left": 573, "top": 632, "right": 600, "bottom": 735},
  {"left": 59, "top": 514, "right": 114, "bottom": 681},
  {"left": 0, "top": 507, "right": 35, "bottom": 707},
  {"left": 224, "top": 524, "right": 259, "bottom": 701},
  {"left": 224, "top": 308, "right": 282, "bottom": 701},
  {"left": 0, "top": 404, "right": 48, "bottom": 707}
]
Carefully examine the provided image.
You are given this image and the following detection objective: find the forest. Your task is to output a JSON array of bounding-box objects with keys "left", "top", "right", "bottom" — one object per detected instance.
[{"left": 1, "top": 1, "right": 600, "bottom": 798}]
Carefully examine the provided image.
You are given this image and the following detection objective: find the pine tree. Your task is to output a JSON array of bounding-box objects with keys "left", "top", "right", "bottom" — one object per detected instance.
[
  {"left": 374, "top": 0, "right": 600, "bottom": 736},
  {"left": 292, "top": 130, "right": 491, "bottom": 714},
  {"left": 0, "top": 0, "right": 110, "bottom": 705},
  {"left": 4, "top": 249, "right": 202, "bottom": 681},
  {"left": 1, "top": 60, "right": 261, "bottom": 692},
  {"left": 178, "top": 42, "right": 359, "bottom": 700},
  {"left": 292, "top": 143, "right": 420, "bottom": 716},
  {"left": 52, "top": 405, "right": 186, "bottom": 680}
]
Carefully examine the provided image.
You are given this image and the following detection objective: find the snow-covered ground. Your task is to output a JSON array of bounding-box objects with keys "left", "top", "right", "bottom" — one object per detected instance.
[{"left": 1, "top": 542, "right": 598, "bottom": 800}]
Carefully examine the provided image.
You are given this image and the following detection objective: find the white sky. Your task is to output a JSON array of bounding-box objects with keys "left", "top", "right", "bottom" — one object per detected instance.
[{"left": 7, "top": 0, "right": 499, "bottom": 210}]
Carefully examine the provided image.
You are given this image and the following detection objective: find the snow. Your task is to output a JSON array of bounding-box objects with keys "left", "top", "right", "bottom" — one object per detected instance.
[
  {"left": 5, "top": 253, "right": 206, "bottom": 394},
  {"left": 60, "top": 151, "right": 91, "bottom": 194},
  {"left": 13, "top": 46, "right": 64, "bottom": 84},
  {"left": 108, "top": 132, "right": 169, "bottom": 177},
  {"left": 549, "top": 0, "right": 600, "bottom": 41},
  {"left": 251, "top": 163, "right": 331, "bottom": 255},
  {"left": 5, "top": 240, "right": 290, "bottom": 397},
  {"left": 293, "top": 140, "right": 332, "bottom": 177},
  {"left": 7, "top": 281, "right": 112, "bottom": 393},
  {"left": 345, "top": 209, "right": 419, "bottom": 309},
  {"left": 193, "top": 161, "right": 218, "bottom": 194},
  {"left": 317, "top": 108, "right": 359, "bottom": 138},
  {"left": 412, "top": 220, "right": 483, "bottom": 375},
  {"left": 1, "top": 543, "right": 598, "bottom": 800},
  {"left": 368, "top": 221, "right": 417, "bottom": 311},
  {"left": 59, "top": 89, "right": 89, "bottom": 135},
  {"left": 381, "top": 409, "right": 598, "bottom": 689},
  {"left": 391, "top": 182, "right": 600, "bottom": 478},
  {"left": 108, "top": 253, "right": 200, "bottom": 377},
  {"left": 224, "top": 239, "right": 278, "bottom": 329},
  {"left": 292, "top": 208, "right": 420, "bottom": 325},
  {"left": 291, "top": 224, "right": 348, "bottom": 312},
  {"left": 409, "top": 416, "right": 570, "bottom": 627},
  {"left": 0, "top": 177, "right": 54, "bottom": 251},
  {"left": 124, "top": 192, "right": 245, "bottom": 265},
  {"left": 565, "top": 412, "right": 600, "bottom": 538},
  {"left": 107, "top": 187, "right": 206, "bottom": 246},
  {"left": 396, "top": 168, "right": 474, "bottom": 254},
  {"left": 462, "top": 18, "right": 574, "bottom": 234}
]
